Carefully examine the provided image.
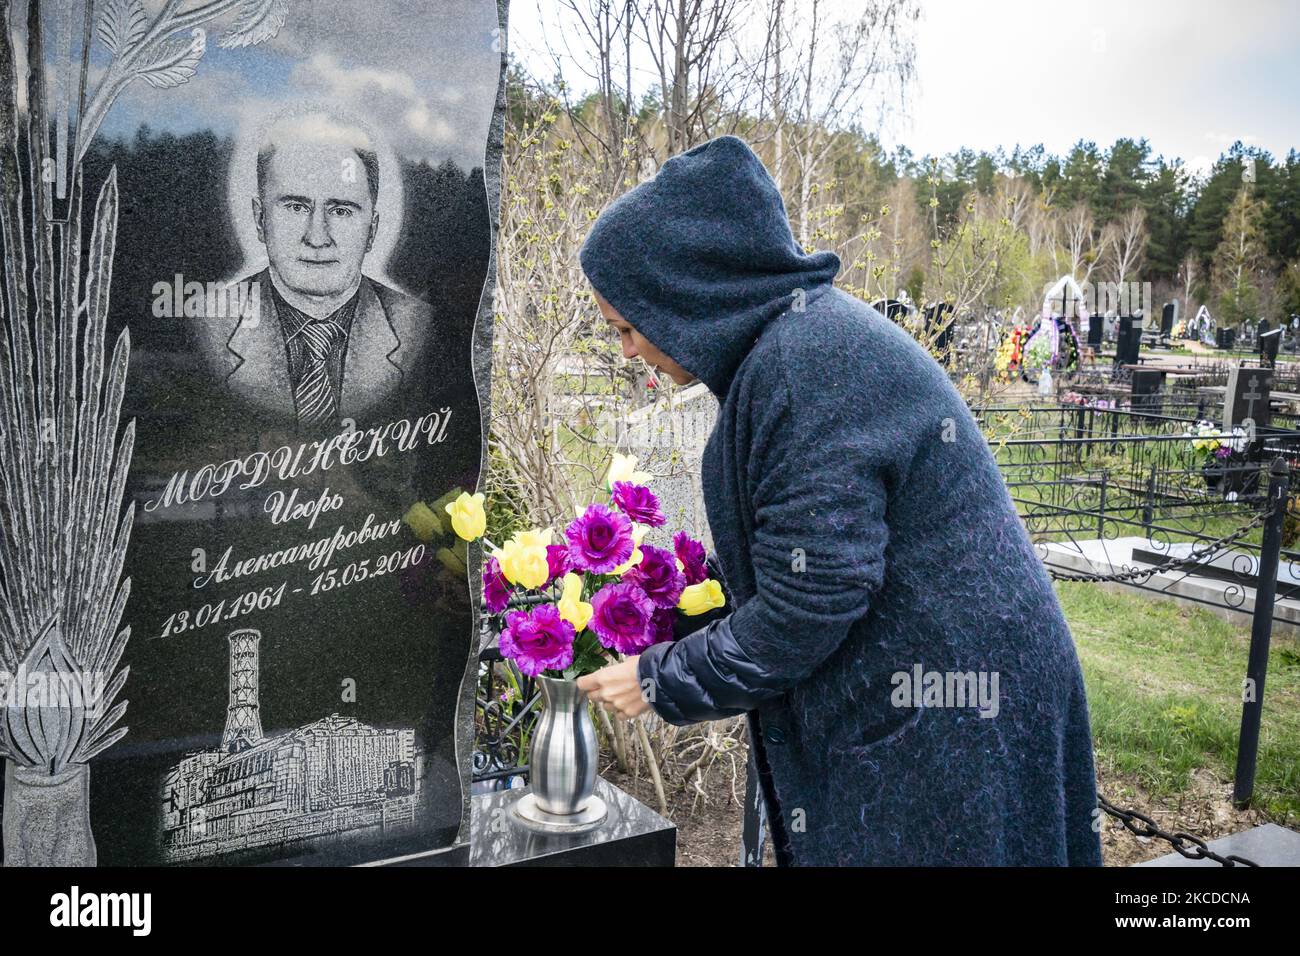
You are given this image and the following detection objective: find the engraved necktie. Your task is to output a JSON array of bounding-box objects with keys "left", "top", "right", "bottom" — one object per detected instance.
[{"left": 295, "top": 320, "right": 342, "bottom": 428}]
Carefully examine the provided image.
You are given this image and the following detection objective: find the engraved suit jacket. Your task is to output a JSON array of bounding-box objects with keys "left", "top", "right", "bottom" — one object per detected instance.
[{"left": 197, "top": 269, "right": 436, "bottom": 427}]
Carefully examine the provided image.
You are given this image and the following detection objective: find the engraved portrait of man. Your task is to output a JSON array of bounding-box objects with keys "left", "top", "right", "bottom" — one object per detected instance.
[{"left": 198, "top": 110, "right": 438, "bottom": 430}]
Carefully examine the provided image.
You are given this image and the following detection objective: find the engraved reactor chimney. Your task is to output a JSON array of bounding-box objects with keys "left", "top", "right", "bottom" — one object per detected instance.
[{"left": 223, "top": 628, "right": 264, "bottom": 753}]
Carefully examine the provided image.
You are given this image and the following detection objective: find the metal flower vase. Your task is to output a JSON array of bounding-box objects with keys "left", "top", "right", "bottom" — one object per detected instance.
[{"left": 510, "top": 675, "right": 607, "bottom": 833}]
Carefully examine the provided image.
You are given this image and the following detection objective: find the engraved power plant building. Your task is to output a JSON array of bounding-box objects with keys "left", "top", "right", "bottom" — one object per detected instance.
[{"left": 161, "top": 629, "right": 419, "bottom": 862}]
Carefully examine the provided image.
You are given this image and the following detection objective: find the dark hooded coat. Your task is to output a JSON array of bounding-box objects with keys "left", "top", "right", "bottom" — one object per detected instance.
[{"left": 579, "top": 135, "right": 1103, "bottom": 867}]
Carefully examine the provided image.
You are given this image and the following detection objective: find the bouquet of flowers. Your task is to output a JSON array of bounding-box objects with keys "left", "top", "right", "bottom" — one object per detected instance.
[
  {"left": 446, "top": 454, "right": 727, "bottom": 679},
  {"left": 994, "top": 325, "right": 1027, "bottom": 382},
  {"left": 1061, "top": 391, "right": 1117, "bottom": 410},
  {"left": 1183, "top": 420, "right": 1247, "bottom": 468},
  {"left": 1022, "top": 316, "right": 1059, "bottom": 374}
]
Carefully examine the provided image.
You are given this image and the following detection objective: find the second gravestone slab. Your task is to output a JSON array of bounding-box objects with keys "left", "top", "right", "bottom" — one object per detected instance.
[
  {"left": 0, "top": 0, "right": 507, "bottom": 866},
  {"left": 1223, "top": 366, "right": 1273, "bottom": 442}
]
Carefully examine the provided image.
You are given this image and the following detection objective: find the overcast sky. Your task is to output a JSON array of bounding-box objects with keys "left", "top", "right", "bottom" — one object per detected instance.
[{"left": 509, "top": 0, "right": 1299, "bottom": 175}]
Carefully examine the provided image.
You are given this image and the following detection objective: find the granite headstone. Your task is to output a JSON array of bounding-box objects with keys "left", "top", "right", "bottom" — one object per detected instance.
[
  {"left": 1130, "top": 369, "right": 1165, "bottom": 420},
  {"left": 1115, "top": 316, "right": 1142, "bottom": 366},
  {"left": 1160, "top": 301, "right": 1177, "bottom": 337},
  {"left": 0, "top": 0, "right": 508, "bottom": 867},
  {"left": 1223, "top": 366, "right": 1273, "bottom": 465},
  {"left": 1261, "top": 327, "right": 1282, "bottom": 367},
  {"left": 1085, "top": 314, "right": 1103, "bottom": 347}
]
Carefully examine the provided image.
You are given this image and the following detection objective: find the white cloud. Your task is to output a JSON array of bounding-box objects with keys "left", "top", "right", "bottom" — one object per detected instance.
[
  {"left": 403, "top": 104, "right": 456, "bottom": 145},
  {"left": 299, "top": 53, "right": 420, "bottom": 101}
]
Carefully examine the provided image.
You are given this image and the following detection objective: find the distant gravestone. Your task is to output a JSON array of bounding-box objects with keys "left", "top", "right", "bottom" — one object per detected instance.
[
  {"left": 1130, "top": 369, "right": 1165, "bottom": 420},
  {"left": 1161, "top": 302, "right": 1177, "bottom": 336},
  {"left": 1261, "top": 327, "right": 1282, "bottom": 367},
  {"left": 625, "top": 383, "right": 717, "bottom": 553},
  {"left": 924, "top": 302, "right": 955, "bottom": 364},
  {"left": 1223, "top": 367, "right": 1273, "bottom": 451},
  {"left": 1115, "top": 316, "right": 1142, "bottom": 366},
  {"left": 872, "top": 299, "right": 909, "bottom": 324},
  {"left": 1086, "top": 314, "right": 1103, "bottom": 347}
]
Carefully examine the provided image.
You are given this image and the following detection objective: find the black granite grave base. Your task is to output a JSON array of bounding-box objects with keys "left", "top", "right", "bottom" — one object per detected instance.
[
  {"left": 1135, "top": 823, "right": 1300, "bottom": 867},
  {"left": 469, "top": 777, "right": 676, "bottom": 866},
  {"left": 365, "top": 842, "right": 472, "bottom": 867}
]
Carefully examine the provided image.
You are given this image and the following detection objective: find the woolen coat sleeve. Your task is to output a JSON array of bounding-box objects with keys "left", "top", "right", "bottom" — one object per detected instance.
[{"left": 638, "top": 331, "right": 897, "bottom": 725}]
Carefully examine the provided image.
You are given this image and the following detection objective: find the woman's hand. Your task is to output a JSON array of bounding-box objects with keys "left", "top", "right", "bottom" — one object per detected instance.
[{"left": 576, "top": 656, "right": 649, "bottom": 720}]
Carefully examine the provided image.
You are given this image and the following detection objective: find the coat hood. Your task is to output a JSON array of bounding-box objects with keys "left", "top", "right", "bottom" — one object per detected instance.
[{"left": 579, "top": 135, "right": 841, "bottom": 397}]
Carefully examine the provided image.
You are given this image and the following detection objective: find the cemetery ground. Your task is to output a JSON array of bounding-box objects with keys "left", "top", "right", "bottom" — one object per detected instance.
[{"left": 601, "top": 582, "right": 1300, "bottom": 866}]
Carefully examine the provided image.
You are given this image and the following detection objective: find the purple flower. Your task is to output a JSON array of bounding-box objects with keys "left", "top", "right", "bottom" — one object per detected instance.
[
  {"left": 589, "top": 582, "right": 655, "bottom": 655},
  {"left": 564, "top": 504, "right": 635, "bottom": 574},
  {"left": 611, "top": 481, "right": 667, "bottom": 527},
  {"left": 624, "top": 544, "right": 687, "bottom": 609},
  {"left": 483, "top": 556, "right": 513, "bottom": 614},
  {"left": 499, "top": 604, "right": 575, "bottom": 677},
  {"left": 1214, "top": 445, "right": 1232, "bottom": 460},
  {"left": 544, "top": 544, "right": 572, "bottom": 587},
  {"left": 648, "top": 607, "right": 676, "bottom": 645},
  {"left": 673, "top": 531, "right": 709, "bottom": 585}
]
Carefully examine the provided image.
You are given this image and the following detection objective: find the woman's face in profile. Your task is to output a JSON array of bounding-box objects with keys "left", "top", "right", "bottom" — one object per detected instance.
[{"left": 593, "top": 289, "right": 696, "bottom": 387}]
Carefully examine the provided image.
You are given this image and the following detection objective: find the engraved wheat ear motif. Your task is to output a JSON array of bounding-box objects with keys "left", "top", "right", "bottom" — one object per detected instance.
[
  {"left": 0, "top": 0, "right": 287, "bottom": 773},
  {"left": 0, "top": 144, "right": 134, "bottom": 770},
  {"left": 78, "top": 0, "right": 291, "bottom": 162}
]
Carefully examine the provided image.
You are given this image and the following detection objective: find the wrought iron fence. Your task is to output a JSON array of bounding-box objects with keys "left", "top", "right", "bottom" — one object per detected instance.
[
  {"left": 983, "top": 400, "right": 1296, "bottom": 822},
  {"left": 472, "top": 599, "right": 547, "bottom": 793},
  {"left": 981, "top": 402, "right": 1300, "bottom": 626}
]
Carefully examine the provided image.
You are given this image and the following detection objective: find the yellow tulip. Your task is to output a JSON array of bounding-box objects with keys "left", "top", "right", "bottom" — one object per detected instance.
[
  {"left": 557, "top": 573, "right": 594, "bottom": 633},
  {"left": 403, "top": 501, "right": 444, "bottom": 542},
  {"left": 492, "top": 534, "right": 550, "bottom": 590},
  {"left": 612, "top": 548, "right": 643, "bottom": 576},
  {"left": 515, "top": 527, "right": 553, "bottom": 550},
  {"left": 611, "top": 524, "right": 649, "bottom": 575},
  {"left": 605, "top": 452, "right": 652, "bottom": 490},
  {"left": 678, "top": 579, "right": 726, "bottom": 616},
  {"left": 444, "top": 491, "right": 487, "bottom": 541}
]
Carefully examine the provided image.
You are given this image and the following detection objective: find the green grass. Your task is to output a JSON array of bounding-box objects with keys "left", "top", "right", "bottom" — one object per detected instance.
[{"left": 1058, "top": 580, "right": 1300, "bottom": 822}]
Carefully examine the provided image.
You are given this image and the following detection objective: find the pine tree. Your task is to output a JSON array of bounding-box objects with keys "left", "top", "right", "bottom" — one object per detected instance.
[{"left": 1211, "top": 185, "right": 1271, "bottom": 325}]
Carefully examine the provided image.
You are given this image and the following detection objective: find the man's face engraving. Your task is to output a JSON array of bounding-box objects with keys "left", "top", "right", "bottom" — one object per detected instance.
[{"left": 254, "top": 140, "right": 378, "bottom": 299}]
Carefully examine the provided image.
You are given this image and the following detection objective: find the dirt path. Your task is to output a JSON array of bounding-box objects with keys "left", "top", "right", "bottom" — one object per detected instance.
[{"left": 1096, "top": 765, "right": 1269, "bottom": 866}]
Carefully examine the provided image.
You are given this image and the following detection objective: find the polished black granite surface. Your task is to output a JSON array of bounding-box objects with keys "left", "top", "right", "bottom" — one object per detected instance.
[{"left": 469, "top": 777, "right": 676, "bottom": 867}]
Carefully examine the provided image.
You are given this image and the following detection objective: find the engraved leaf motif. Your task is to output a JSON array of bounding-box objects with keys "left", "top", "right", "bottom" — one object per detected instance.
[
  {"left": 136, "top": 37, "right": 205, "bottom": 89},
  {"left": 97, "top": 0, "right": 148, "bottom": 56},
  {"left": 0, "top": 617, "right": 89, "bottom": 774},
  {"left": 218, "top": 0, "right": 290, "bottom": 49}
]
